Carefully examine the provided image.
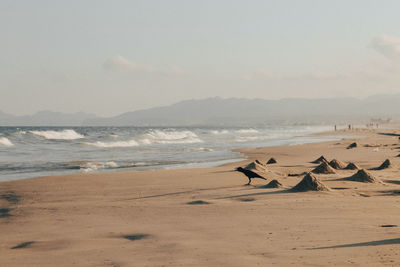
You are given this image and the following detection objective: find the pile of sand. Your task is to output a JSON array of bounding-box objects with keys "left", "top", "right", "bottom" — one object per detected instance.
[
  {"left": 329, "top": 159, "right": 346, "bottom": 169},
  {"left": 347, "top": 169, "right": 380, "bottom": 183},
  {"left": 347, "top": 142, "right": 358, "bottom": 149},
  {"left": 244, "top": 160, "right": 267, "bottom": 172},
  {"left": 290, "top": 173, "right": 330, "bottom": 192},
  {"left": 260, "top": 179, "right": 283, "bottom": 188},
  {"left": 373, "top": 159, "right": 392, "bottom": 170},
  {"left": 311, "top": 155, "right": 328, "bottom": 164},
  {"left": 312, "top": 162, "right": 336, "bottom": 174},
  {"left": 344, "top": 162, "right": 360, "bottom": 170},
  {"left": 266, "top": 157, "right": 277, "bottom": 164}
]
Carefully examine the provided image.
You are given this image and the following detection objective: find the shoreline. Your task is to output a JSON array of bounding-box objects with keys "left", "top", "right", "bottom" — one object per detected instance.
[
  {"left": 1, "top": 129, "right": 348, "bottom": 183},
  {"left": 1, "top": 128, "right": 400, "bottom": 266}
]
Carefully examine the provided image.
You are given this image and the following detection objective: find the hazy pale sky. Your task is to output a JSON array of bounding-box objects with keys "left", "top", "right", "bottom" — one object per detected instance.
[{"left": 1, "top": 0, "right": 400, "bottom": 116}]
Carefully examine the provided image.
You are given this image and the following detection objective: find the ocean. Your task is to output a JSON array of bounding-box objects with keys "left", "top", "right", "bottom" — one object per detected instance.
[{"left": 0, "top": 125, "right": 336, "bottom": 181}]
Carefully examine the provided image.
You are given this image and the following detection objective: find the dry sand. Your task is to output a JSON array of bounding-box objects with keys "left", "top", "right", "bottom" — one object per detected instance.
[{"left": 1, "top": 129, "right": 400, "bottom": 266}]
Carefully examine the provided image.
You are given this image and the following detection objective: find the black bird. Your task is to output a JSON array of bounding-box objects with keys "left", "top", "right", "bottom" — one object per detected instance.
[{"left": 236, "top": 167, "right": 267, "bottom": 185}]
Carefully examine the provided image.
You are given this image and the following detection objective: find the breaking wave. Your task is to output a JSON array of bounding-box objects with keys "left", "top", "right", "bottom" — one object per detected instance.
[
  {"left": 139, "top": 130, "right": 202, "bottom": 144},
  {"left": 0, "top": 137, "right": 14, "bottom": 147},
  {"left": 210, "top": 130, "right": 229, "bottom": 135},
  {"left": 30, "top": 129, "right": 84, "bottom": 140},
  {"left": 235, "top": 129, "right": 259, "bottom": 134},
  {"left": 184, "top": 147, "right": 214, "bottom": 152},
  {"left": 80, "top": 161, "right": 121, "bottom": 172},
  {"left": 82, "top": 139, "right": 139, "bottom": 148}
]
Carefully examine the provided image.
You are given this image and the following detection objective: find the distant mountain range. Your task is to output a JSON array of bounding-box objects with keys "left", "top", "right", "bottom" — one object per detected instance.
[
  {"left": 1, "top": 94, "right": 399, "bottom": 126},
  {"left": 0, "top": 110, "right": 98, "bottom": 126}
]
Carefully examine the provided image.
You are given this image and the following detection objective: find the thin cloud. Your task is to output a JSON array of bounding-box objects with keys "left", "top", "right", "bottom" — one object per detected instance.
[
  {"left": 103, "top": 55, "right": 156, "bottom": 72},
  {"left": 102, "top": 55, "right": 183, "bottom": 75},
  {"left": 370, "top": 35, "right": 400, "bottom": 60}
]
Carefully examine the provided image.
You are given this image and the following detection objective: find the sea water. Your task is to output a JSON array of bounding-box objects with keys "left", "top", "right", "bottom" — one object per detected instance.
[{"left": 0, "top": 125, "right": 336, "bottom": 181}]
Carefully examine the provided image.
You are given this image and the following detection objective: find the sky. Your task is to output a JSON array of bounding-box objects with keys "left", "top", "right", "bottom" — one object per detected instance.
[{"left": 1, "top": 0, "right": 400, "bottom": 116}]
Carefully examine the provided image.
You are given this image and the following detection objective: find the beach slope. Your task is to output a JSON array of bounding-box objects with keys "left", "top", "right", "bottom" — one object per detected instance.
[{"left": 1, "top": 129, "right": 400, "bottom": 266}]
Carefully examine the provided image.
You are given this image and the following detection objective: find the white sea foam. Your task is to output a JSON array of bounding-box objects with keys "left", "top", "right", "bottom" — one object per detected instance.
[
  {"left": 184, "top": 147, "right": 214, "bottom": 152},
  {"left": 139, "top": 130, "right": 202, "bottom": 144},
  {"left": 210, "top": 130, "right": 229, "bottom": 135},
  {"left": 30, "top": 129, "right": 84, "bottom": 140},
  {"left": 105, "top": 161, "right": 119, "bottom": 168},
  {"left": 83, "top": 140, "right": 139, "bottom": 148},
  {"left": 80, "top": 162, "right": 103, "bottom": 172},
  {"left": 235, "top": 135, "right": 276, "bottom": 142},
  {"left": 0, "top": 137, "right": 14, "bottom": 147},
  {"left": 78, "top": 161, "right": 122, "bottom": 172},
  {"left": 235, "top": 129, "right": 259, "bottom": 134}
]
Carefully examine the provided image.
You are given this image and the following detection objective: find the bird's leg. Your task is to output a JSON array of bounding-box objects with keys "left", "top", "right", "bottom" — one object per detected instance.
[{"left": 247, "top": 178, "right": 251, "bottom": 185}]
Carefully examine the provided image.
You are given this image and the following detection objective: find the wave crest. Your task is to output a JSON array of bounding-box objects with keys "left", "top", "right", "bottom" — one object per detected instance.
[
  {"left": 30, "top": 129, "right": 84, "bottom": 140},
  {"left": 139, "top": 130, "right": 202, "bottom": 144},
  {"left": 235, "top": 129, "right": 259, "bottom": 134},
  {"left": 0, "top": 137, "right": 13, "bottom": 147},
  {"left": 184, "top": 147, "right": 214, "bottom": 152},
  {"left": 210, "top": 130, "right": 229, "bottom": 135},
  {"left": 82, "top": 139, "right": 139, "bottom": 148}
]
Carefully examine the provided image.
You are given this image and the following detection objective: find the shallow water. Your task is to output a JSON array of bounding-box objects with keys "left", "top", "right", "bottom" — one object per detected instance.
[{"left": 0, "top": 125, "right": 336, "bottom": 181}]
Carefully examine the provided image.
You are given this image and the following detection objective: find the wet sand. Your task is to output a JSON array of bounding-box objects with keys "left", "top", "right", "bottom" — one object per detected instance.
[{"left": 1, "top": 129, "right": 400, "bottom": 266}]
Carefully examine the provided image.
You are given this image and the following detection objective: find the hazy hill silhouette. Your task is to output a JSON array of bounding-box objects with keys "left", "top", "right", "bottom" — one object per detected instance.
[{"left": 1, "top": 94, "right": 399, "bottom": 126}]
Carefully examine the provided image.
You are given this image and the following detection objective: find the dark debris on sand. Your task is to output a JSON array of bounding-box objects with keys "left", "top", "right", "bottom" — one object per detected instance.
[
  {"left": 237, "top": 197, "right": 256, "bottom": 202},
  {"left": 0, "top": 192, "right": 21, "bottom": 204},
  {"left": 11, "top": 241, "right": 35, "bottom": 249},
  {"left": 0, "top": 208, "right": 12, "bottom": 218},
  {"left": 123, "top": 234, "right": 150, "bottom": 241},
  {"left": 186, "top": 200, "right": 211, "bottom": 205},
  {"left": 347, "top": 142, "right": 358, "bottom": 149}
]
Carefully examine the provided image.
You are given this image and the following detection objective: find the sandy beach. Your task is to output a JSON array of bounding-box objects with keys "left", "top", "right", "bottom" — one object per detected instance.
[{"left": 1, "top": 128, "right": 400, "bottom": 266}]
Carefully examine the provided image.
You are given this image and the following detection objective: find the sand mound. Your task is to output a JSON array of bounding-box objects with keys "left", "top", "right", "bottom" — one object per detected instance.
[
  {"left": 311, "top": 155, "right": 328, "bottom": 164},
  {"left": 291, "top": 173, "right": 330, "bottom": 192},
  {"left": 374, "top": 159, "right": 392, "bottom": 170},
  {"left": 312, "top": 162, "right": 336, "bottom": 174},
  {"left": 266, "top": 157, "right": 277, "bottom": 164},
  {"left": 244, "top": 160, "right": 267, "bottom": 172},
  {"left": 328, "top": 159, "right": 346, "bottom": 169},
  {"left": 347, "top": 142, "right": 358, "bottom": 149},
  {"left": 344, "top": 162, "right": 360, "bottom": 170},
  {"left": 347, "top": 169, "right": 380, "bottom": 183},
  {"left": 261, "top": 179, "right": 283, "bottom": 188}
]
